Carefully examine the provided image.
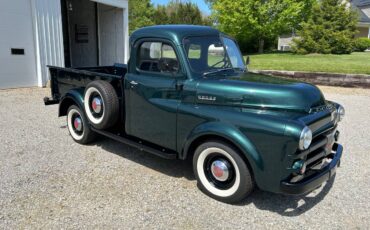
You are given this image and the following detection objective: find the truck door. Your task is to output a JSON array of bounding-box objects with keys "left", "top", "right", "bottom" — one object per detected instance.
[{"left": 125, "top": 40, "right": 185, "bottom": 150}]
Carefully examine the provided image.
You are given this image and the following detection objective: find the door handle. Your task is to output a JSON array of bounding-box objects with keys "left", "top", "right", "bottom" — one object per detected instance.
[{"left": 130, "top": 80, "right": 138, "bottom": 85}]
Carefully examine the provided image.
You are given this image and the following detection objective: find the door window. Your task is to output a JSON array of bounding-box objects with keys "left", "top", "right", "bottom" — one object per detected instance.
[{"left": 137, "top": 41, "right": 179, "bottom": 74}]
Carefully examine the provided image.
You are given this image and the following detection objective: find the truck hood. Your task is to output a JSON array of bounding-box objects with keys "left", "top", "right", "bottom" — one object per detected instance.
[{"left": 195, "top": 73, "right": 326, "bottom": 113}]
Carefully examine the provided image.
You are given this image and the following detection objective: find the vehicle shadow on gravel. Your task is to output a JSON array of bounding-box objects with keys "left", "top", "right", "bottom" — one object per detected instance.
[
  {"left": 95, "top": 138, "right": 196, "bottom": 180},
  {"left": 94, "top": 138, "right": 335, "bottom": 216},
  {"left": 240, "top": 175, "right": 336, "bottom": 216}
]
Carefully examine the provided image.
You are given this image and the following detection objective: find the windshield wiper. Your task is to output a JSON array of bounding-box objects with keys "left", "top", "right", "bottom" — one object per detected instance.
[
  {"left": 236, "top": 67, "right": 248, "bottom": 73},
  {"left": 203, "top": 68, "right": 234, "bottom": 76}
]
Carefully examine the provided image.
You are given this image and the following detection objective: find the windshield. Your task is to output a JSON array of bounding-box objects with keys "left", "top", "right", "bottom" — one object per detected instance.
[{"left": 183, "top": 36, "right": 246, "bottom": 75}]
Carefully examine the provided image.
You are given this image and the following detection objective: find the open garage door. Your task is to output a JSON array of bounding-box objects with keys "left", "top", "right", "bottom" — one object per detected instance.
[
  {"left": 61, "top": 0, "right": 129, "bottom": 68},
  {"left": 62, "top": 0, "right": 99, "bottom": 67},
  {"left": 98, "top": 4, "right": 125, "bottom": 65}
]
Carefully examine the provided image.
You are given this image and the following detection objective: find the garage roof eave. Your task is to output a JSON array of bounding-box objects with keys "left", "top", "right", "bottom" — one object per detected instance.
[{"left": 91, "top": 0, "right": 128, "bottom": 9}]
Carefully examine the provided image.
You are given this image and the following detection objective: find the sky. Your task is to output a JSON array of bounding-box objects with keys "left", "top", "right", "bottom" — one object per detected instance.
[{"left": 151, "top": 0, "right": 211, "bottom": 14}]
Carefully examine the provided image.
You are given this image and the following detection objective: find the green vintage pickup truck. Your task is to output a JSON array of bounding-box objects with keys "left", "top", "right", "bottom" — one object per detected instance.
[{"left": 44, "top": 25, "right": 344, "bottom": 203}]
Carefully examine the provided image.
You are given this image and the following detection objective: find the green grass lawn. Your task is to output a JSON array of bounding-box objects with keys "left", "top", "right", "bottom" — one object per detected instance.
[{"left": 247, "top": 52, "right": 370, "bottom": 75}]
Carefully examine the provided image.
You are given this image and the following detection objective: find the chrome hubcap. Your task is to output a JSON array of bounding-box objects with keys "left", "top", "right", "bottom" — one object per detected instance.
[
  {"left": 91, "top": 97, "right": 102, "bottom": 114},
  {"left": 210, "top": 160, "right": 229, "bottom": 182},
  {"left": 73, "top": 117, "right": 83, "bottom": 131}
]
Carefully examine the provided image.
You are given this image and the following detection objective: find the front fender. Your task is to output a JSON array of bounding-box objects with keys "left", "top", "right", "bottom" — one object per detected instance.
[
  {"left": 58, "top": 88, "right": 85, "bottom": 117},
  {"left": 182, "top": 121, "right": 264, "bottom": 173}
]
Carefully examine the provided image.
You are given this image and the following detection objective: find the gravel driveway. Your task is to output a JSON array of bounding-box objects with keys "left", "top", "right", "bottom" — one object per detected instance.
[{"left": 0, "top": 86, "right": 369, "bottom": 229}]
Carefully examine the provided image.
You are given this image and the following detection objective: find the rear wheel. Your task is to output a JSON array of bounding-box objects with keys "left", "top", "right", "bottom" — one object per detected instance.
[
  {"left": 193, "top": 141, "right": 254, "bottom": 203},
  {"left": 67, "top": 105, "right": 96, "bottom": 144}
]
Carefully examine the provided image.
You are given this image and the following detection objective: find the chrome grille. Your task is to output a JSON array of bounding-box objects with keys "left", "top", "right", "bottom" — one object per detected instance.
[{"left": 290, "top": 126, "right": 337, "bottom": 182}]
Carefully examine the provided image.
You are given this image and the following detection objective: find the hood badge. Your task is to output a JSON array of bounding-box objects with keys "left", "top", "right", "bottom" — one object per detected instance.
[
  {"left": 198, "top": 95, "right": 216, "bottom": 101},
  {"left": 309, "top": 104, "right": 335, "bottom": 114}
]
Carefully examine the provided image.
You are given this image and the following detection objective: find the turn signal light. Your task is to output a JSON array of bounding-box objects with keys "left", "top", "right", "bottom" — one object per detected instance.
[{"left": 292, "top": 160, "right": 307, "bottom": 175}]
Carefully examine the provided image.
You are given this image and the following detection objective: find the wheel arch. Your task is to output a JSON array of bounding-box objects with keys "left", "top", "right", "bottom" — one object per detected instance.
[
  {"left": 181, "top": 122, "right": 264, "bottom": 176},
  {"left": 58, "top": 89, "right": 84, "bottom": 117}
]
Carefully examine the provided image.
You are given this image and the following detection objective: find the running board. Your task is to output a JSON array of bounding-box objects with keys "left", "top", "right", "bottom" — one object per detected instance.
[{"left": 91, "top": 128, "right": 177, "bottom": 159}]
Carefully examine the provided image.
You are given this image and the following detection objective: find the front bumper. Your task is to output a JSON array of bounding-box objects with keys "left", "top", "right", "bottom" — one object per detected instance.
[{"left": 280, "top": 143, "right": 343, "bottom": 195}]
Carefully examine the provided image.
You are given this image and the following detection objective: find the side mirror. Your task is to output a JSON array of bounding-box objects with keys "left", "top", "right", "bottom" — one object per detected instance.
[{"left": 245, "top": 56, "right": 250, "bottom": 65}]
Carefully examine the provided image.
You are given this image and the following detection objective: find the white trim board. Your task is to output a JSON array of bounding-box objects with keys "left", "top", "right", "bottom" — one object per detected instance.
[{"left": 91, "top": 0, "right": 128, "bottom": 9}]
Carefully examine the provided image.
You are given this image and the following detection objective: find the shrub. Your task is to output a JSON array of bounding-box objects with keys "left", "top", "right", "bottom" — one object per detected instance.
[
  {"left": 292, "top": 0, "right": 358, "bottom": 54},
  {"left": 353, "top": 38, "right": 370, "bottom": 52}
]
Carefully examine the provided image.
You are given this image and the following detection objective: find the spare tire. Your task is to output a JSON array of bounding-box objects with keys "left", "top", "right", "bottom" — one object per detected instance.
[{"left": 84, "top": 80, "right": 119, "bottom": 129}]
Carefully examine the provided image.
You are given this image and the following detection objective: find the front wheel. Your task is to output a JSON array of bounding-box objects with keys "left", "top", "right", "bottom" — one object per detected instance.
[
  {"left": 193, "top": 141, "right": 254, "bottom": 203},
  {"left": 67, "top": 105, "right": 96, "bottom": 144}
]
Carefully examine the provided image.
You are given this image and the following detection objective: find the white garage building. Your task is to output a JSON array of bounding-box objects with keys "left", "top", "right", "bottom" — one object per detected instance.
[{"left": 0, "top": 0, "right": 129, "bottom": 89}]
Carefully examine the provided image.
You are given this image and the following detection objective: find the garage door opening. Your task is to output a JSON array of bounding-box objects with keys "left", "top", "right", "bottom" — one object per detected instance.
[{"left": 61, "top": 0, "right": 126, "bottom": 67}]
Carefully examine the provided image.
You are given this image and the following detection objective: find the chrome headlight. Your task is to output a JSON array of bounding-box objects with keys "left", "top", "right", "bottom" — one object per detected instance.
[
  {"left": 337, "top": 105, "right": 345, "bottom": 121},
  {"left": 299, "top": 126, "right": 312, "bottom": 150}
]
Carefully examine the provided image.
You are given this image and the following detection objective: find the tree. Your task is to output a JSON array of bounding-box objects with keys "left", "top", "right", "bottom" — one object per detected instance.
[
  {"left": 129, "top": 0, "right": 212, "bottom": 34},
  {"left": 129, "top": 0, "right": 155, "bottom": 34},
  {"left": 292, "top": 0, "right": 358, "bottom": 54},
  {"left": 209, "top": 0, "right": 314, "bottom": 53},
  {"left": 152, "top": 5, "right": 170, "bottom": 25},
  {"left": 153, "top": 0, "right": 212, "bottom": 26}
]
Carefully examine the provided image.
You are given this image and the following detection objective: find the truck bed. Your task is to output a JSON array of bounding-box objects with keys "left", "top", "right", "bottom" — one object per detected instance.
[
  {"left": 46, "top": 64, "right": 127, "bottom": 103},
  {"left": 44, "top": 63, "right": 177, "bottom": 159}
]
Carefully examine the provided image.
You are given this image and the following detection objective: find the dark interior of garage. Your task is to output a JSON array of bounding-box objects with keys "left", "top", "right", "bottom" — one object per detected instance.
[{"left": 61, "top": 0, "right": 124, "bottom": 68}]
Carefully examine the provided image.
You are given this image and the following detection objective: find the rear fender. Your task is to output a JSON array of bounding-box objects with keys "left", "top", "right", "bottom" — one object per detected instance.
[
  {"left": 182, "top": 121, "right": 264, "bottom": 173},
  {"left": 58, "top": 88, "right": 84, "bottom": 117}
]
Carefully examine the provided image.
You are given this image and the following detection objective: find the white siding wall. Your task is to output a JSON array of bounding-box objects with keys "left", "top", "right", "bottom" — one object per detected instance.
[
  {"left": 0, "top": 0, "right": 38, "bottom": 89},
  {"left": 277, "top": 34, "right": 296, "bottom": 51},
  {"left": 31, "top": 0, "right": 65, "bottom": 87}
]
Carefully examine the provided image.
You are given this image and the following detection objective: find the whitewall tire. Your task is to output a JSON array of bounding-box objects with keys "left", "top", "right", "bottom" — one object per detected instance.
[
  {"left": 67, "top": 105, "right": 96, "bottom": 144},
  {"left": 84, "top": 80, "right": 119, "bottom": 130},
  {"left": 84, "top": 87, "right": 105, "bottom": 125},
  {"left": 193, "top": 141, "right": 254, "bottom": 203}
]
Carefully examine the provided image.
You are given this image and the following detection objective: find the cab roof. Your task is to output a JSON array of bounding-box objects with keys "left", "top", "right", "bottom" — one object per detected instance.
[{"left": 130, "top": 25, "right": 221, "bottom": 45}]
